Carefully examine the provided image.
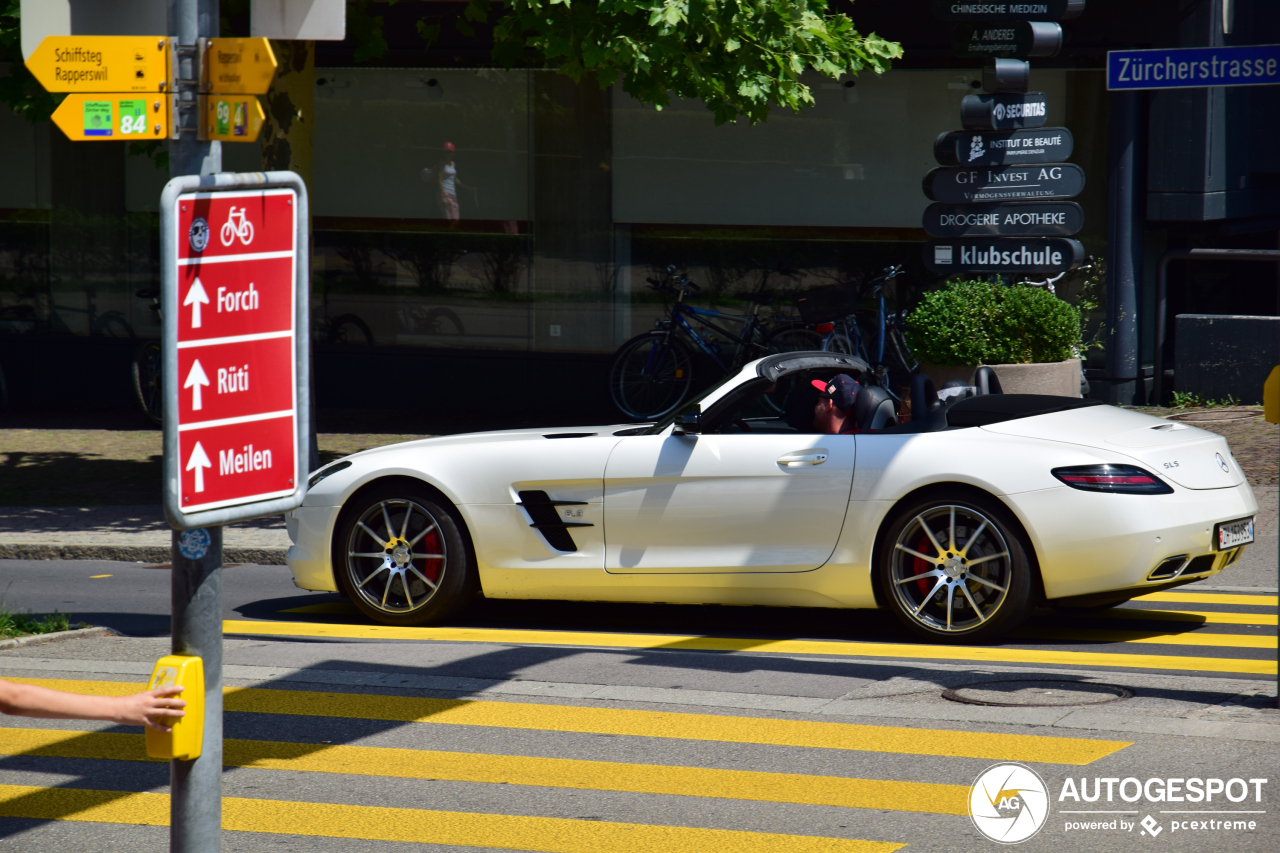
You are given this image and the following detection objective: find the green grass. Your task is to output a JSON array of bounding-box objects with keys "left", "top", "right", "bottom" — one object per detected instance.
[{"left": 0, "top": 607, "right": 86, "bottom": 639}]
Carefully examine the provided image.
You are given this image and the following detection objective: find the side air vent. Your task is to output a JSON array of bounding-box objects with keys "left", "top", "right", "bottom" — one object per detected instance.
[
  {"left": 1147, "top": 555, "right": 1188, "bottom": 581},
  {"left": 516, "top": 490, "right": 593, "bottom": 552},
  {"left": 1181, "top": 554, "right": 1216, "bottom": 577}
]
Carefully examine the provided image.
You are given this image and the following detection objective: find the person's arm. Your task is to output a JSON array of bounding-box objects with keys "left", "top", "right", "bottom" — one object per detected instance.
[{"left": 0, "top": 678, "right": 186, "bottom": 732}]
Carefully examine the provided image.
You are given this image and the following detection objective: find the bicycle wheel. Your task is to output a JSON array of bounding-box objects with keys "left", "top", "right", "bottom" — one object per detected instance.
[
  {"left": 609, "top": 331, "right": 694, "bottom": 421},
  {"left": 823, "top": 331, "right": 854, "bottom": 354},
  {"left": 131, "top": 340, "right": 162, "bottom": 425}
]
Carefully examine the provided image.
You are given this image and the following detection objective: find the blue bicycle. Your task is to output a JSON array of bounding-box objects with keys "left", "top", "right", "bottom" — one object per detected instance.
[
  {"left": 796, "top": 265, "right": 918, "bottom": 399},
  {"left": 609, "top": 268, "right": 821, "bottom": 420}
]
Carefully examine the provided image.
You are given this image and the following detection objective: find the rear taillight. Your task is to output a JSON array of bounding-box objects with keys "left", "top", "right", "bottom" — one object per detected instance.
[
  {"left": 1052, "top": 464, "right": 1173, "bottom": 495},
  {"left": 816, "top": 322, "right": 834, "bottom": 334}
]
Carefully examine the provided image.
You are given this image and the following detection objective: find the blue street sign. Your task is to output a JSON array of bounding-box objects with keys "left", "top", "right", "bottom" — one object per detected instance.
[{"left": 1108, "top": 44, "right": 1280, "bottom": 91}]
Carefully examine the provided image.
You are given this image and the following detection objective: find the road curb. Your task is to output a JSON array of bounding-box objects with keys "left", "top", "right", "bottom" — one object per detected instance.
[
  {"left": 0, "top": 543, "right": 286, "bottom": 565},
  {"left": 0, "top": 625, "right": 120, "bottom": 651}
]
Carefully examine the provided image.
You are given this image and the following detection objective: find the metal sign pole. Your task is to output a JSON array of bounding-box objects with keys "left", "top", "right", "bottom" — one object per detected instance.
[{"left": 169, "top": 1, "right": 222, "bottom": 851}]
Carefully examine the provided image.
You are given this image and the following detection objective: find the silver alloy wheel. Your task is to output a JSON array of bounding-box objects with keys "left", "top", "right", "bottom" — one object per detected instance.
[
  {"left": 345, "top": 498, "right": 447, "bottom": 614},
  {"left": 888, "top": 504, "right": 1012, "bottom": 633}
]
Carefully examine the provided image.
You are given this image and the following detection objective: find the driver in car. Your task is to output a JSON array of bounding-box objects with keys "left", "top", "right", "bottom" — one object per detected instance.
[{"left": 811, "top": 375, "right": 860, "bottom": 434}]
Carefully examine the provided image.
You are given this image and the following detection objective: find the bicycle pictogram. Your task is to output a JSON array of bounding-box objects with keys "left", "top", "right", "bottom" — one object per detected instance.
[{"left": 219, "top": 206, "right": 255, "bottom": 247}]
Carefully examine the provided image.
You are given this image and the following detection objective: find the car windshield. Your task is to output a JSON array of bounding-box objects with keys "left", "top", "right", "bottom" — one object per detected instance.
[{"left": 643, "top": 371, "right": 741, "bottom": 435}]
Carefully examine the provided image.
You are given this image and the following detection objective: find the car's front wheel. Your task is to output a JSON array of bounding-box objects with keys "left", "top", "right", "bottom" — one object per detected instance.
[
  {"left": 877, "top": 490, "right": 1034, "bottom": 642},
  {"left": 334, "top": 483, "right": 476, "bottom": 626}
]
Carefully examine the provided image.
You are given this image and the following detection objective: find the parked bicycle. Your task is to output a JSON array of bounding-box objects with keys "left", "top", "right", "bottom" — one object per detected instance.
[
  {"left": 609, "top": 267, "right": 821, "bottom": 420},
  {"left": 795, "top": 265, "right": 918, "bottom": 398}
]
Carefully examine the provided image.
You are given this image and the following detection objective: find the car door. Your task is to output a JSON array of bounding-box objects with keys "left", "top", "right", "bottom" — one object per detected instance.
[{"left": 603, "top": 429, "right": 856, "bottom": 573}]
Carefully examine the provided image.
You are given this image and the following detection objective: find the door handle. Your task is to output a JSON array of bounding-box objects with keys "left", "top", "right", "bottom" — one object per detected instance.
[{"left": 778, "top": 452, "right": 828, "bottom": 467}]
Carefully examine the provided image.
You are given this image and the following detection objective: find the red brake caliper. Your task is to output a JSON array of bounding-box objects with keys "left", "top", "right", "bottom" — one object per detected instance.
[
  {"left": 419, "top": 527, "right": 444, "bottom": 583},
  {"left": 912, "top": 532, "right": 934, "bottom": 599}
]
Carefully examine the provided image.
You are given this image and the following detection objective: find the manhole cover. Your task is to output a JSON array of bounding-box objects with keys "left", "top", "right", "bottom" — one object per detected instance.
[
  {"left": 1167, "top": 409, "right": 1261, "bottom": 423},
  {"left": 942, "top": 679, "right": 1133, "bottom": 707}
]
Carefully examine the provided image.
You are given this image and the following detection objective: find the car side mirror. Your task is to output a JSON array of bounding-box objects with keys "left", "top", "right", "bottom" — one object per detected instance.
[{"left": 674, "top": 408, "right": 701, "bottom": 435}]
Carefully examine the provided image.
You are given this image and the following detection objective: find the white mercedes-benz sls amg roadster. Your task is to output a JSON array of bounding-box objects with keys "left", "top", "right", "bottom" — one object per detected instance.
[{"left": 285, "top": 352, "right": 1256, "bottom": 642}]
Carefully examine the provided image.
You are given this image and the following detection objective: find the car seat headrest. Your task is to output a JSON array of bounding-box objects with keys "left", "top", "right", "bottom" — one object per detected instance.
[
  {"left": 911, "top": 373, "right": 940, "bottom": 422},
  {"left": 854, "top": 385, "right": 896, "bottom": 432},
  {"left": 974, "top": 366, "right": 1003, "bottom": 395}
]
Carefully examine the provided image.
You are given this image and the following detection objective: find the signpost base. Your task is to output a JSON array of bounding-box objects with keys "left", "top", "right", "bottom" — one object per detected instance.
[{"left": 171, "top": 525, "right": 223, "bottom": 852}]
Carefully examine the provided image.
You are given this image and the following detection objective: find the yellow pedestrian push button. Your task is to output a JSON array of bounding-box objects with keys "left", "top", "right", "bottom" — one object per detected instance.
[{"left": 145, "top": 655, "right": 204, "bottom": 760}]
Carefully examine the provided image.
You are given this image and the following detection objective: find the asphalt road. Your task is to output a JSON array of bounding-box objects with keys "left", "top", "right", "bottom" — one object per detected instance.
[{"left": 0, "top": 558, "right": 1276, "bottom": 852}]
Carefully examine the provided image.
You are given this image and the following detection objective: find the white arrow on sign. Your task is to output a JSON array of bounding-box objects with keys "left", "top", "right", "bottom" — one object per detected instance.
[
  {"left": 186, "top": 441, "right": 211, "bottom": 493},
  {"left": 184, "top": 277, "right": 210, "bottom": 328},
  {"left": 184, "top": 359, "right": 210, "bottom": 410}
]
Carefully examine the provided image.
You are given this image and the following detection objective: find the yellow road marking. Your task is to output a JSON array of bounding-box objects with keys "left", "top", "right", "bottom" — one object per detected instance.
[
  {"left": 280, "top": 602, "right": 354, "bottom": 614},
  {"left": 1094, "top": 608, "right": 1278, "bottom": 626},
  {"left": 1016, "top": 628, "right": 1275, "bottom": 649},
  {"left": 1131, "top": 591, "right": 1278, "bottom": 607},
  {"left": 223, "top": 619, "right": 1277, "bottom": 676},
  {"left": 0, "top": 783, "right": 903, "bottom": 852},
  {"left": 4, "top": 679, "right": 1130, "bottom": 765},
  {"left": 89, "top": 575, "right": 112, "bottom": 579},
  {"left": 0, "top": 727, "right": 969, "bottom": 815}
]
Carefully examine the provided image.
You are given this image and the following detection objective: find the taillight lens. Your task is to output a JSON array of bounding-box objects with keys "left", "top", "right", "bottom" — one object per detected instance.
[
  {"left": 816, "top": 322, "right": 834, "bottom": 333},
  {"left": 1052, "top": 465, "right": 1173, "bottom": 495}
]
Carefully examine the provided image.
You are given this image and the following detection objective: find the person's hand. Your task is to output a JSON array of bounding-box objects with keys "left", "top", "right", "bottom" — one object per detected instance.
[{"left": 114, "top": 686, "right": 187, "bottom": 732}]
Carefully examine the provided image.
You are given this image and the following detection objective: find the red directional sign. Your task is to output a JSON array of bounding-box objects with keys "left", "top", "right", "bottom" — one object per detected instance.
[{"left": 170, "top": 186, "right": 301, "bottom": 515}]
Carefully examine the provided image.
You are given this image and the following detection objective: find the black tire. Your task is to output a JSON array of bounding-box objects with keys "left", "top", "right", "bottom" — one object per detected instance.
[
  {"left": 609, "top": 331, "right": 695, "bottom": 420},
  {"left": 326, "top": 314, "right": 374, "bottom": 345},
  {"left": 877, "top": 489, "right": 1035, "bottom": 642},
  {"left": 131, "top": 340, "right": 162, "bottom": 425},
  {"left": 333, "top": 482, "right": 477, "bottom": 627}
]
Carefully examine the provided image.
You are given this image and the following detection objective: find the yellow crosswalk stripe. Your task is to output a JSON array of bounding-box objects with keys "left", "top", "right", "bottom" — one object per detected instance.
[
  {"left": 0, "top": 784, "right": 904, "bottom": 852},
  {"left": 1092, "top": 608, "right": 1278, "bottom": 626},
  {"left": 4, "top": 678, "right": 1130, "bottom": 765},
  {"left": 1015, "top": 627, "right": 1275, "bottom": 648},
  {"left": 1131, "top": 591, "right": 1278, "bottom": 607},
  {"left": 222, "top": 619, "right": 1277, "bottom": 675},
  {"left": 0, "top": 727, "right": 970, "bottom": 816}
]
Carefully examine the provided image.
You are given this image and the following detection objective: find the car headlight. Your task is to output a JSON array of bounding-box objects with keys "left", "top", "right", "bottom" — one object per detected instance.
[
  {"left": 1051, "top": 464, "right": 1173, "bottom": 495},
  {"left": 308, "top": 460, "right": 352, "bottom": 489}
]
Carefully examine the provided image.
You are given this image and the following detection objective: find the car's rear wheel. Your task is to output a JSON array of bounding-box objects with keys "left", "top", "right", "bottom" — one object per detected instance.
[
  {"left": 878, "top": 490, "right": 1034, "bottom": 642},
  {"left": 334, "top": 483, "right": 476, "bottom": 626}
]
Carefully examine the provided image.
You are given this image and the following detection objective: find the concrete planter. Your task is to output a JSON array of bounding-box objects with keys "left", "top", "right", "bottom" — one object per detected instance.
[{"left": 920, "top": 358, "right": 1083, "bottom": 398}]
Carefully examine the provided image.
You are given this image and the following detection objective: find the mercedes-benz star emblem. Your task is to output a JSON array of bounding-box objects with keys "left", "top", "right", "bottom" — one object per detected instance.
[{"left": 1215, "top": 452, "right": 1230, "bottom": 473}]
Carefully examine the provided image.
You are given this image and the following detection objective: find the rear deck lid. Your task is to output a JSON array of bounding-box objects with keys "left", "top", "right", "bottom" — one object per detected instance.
[{"left": 981, "top": 405, "right": 1245, "bottom": 489}]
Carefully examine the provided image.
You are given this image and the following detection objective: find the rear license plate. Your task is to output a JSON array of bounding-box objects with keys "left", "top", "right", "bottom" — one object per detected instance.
[{"left": 1215, "top": 517, "right": 1254, "bottom": 550}]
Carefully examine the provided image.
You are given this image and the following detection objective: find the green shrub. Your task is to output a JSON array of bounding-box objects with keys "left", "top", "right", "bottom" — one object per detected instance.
[{"left": 905, "top": 280, "right": 1082, "bottom": 366}]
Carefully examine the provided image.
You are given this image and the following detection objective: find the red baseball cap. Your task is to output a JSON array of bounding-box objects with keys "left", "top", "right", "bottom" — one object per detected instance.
[{"left": 443, "top": 141, "right": 456, "bottom": 151}]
